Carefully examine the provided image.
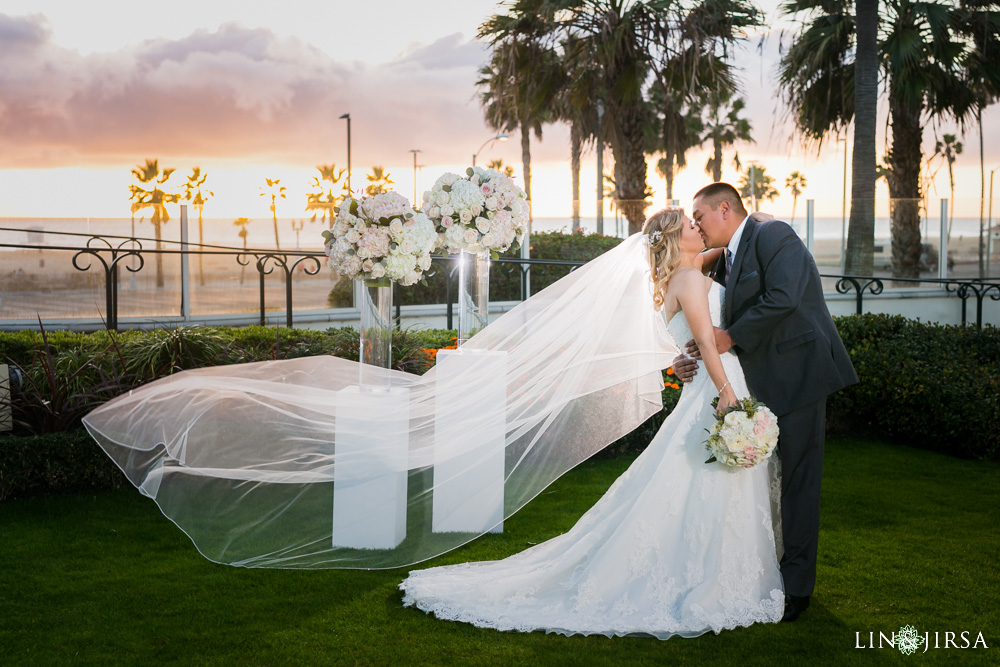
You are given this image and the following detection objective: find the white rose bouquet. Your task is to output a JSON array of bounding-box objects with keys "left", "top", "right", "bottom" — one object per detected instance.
[
  {"left": 704, "top": 397, "right": 779, "bottom": 469},
  {"left": 321, "top": 191, "right": 437, "bottom": 286},
  {"left": 421, "top": 167, "right": 528, "bottom": 257}
]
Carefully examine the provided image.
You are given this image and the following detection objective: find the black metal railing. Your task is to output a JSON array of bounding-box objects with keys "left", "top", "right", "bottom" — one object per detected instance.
[
  {"left": 824, "top": 273, "right": 1000, "bottom": 326},
  {"left": 1, "top": 228, "right": 998, "bottom": 330}
]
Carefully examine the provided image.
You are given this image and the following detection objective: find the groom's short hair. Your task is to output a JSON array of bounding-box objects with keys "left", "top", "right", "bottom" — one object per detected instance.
[{"left": 695, "top": 183, "right": 748, "bottom": 216}]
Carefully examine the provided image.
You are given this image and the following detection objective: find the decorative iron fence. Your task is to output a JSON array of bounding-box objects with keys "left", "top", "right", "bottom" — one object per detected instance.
[{"left": 2, "top": 229, "right": 998, "bottom": 330}]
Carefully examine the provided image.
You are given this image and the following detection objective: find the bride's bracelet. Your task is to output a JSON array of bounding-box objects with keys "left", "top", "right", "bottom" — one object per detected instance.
[{"left": 718, "top": 382, "right": 731, "bottom": 395}]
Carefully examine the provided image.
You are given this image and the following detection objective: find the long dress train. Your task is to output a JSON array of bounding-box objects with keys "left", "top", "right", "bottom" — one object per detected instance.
[{"left": 400, "top": 282, "right": 784, "bottom": 638}]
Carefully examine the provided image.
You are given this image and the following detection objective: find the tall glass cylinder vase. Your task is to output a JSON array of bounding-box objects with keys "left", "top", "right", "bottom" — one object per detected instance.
[
  {"left": 358, "top": 278, "right": 393, "bottom": 391},
  {"left": 457, "top": 248, "right": 490, "bottom": 346}
]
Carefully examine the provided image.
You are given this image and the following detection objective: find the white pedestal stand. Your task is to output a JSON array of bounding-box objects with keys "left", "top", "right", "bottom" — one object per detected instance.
[
  {"left": 332, "top": 385, "right": 410, "bottom": 549},
  {"left": 432, "top": 349, "right": 507, "bottom": 534}
]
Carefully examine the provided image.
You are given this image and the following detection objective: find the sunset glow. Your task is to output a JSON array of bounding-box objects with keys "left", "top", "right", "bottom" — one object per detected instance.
[{"left": 2, "top": 1, "right": 998, "bottom": 226}]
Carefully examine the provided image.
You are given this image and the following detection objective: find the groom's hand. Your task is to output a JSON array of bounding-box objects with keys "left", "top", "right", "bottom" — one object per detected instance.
[
  {"left": 672, "top": 354, "right": 698, "bottom": 383},
  {"left": 715, "top": 327, "right": 733, "bottom": 354},
  {"left": 685, "top": 328, "right": 733, "bottom": 358}
]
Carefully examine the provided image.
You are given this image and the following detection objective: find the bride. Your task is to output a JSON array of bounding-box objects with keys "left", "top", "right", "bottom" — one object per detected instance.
[{"left": 400, "top": 207, "right": 784, "bottom": 638}]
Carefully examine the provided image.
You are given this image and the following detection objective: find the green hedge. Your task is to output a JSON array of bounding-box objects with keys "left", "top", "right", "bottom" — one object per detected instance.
[
  {"left": 0, "top": 325, "right": 442, "bottom": 436},
  {"left": 0, "top": 429, "right": 127, "bottom": 501},
  {"left": 327, "top": 231, "right": 623, "bottom": 307},
  {"left": 0, "top": 377, "right": 682, "bottom": 501},
  {"left": 828, "top": 314, "right": 999, "bottom": 460},
  {"left": 3, "top": 313, "right": 997, "bottom": 500}
]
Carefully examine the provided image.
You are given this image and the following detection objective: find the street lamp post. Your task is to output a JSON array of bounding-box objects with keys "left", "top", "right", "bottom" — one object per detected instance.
[
  {"left": 746, "top": 160, "right": 761, "bottom": 212},
  {"left": 596, "top": 100, "right": 604, "bottom": 236},
  {"left": 988, "top": 165, "right": 1000, "bottom": 277},
  {"left": 409, "top": 149, "right": 421, "bottom": 203},
  {"left": 339, "top": 113, "right": 351, "bottom": 195},
  {"left": 472, "top": 134, "right": 508, "bottom": 167}
]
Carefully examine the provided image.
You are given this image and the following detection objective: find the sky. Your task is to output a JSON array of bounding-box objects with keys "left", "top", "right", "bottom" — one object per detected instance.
[{"left": 1, "top": 0, "right": 998, "bottom": 226}]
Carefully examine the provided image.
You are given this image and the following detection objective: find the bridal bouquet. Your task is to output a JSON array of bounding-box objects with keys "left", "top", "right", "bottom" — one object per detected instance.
[
  {"left": 322, "top": 192, "right": 437, "bottom": 286},
  {"left": 704, "top": 397, "right": 779, "bottom": 469},
  {"left": 421, "top": 167, "right": 528, "bottom": 256}
]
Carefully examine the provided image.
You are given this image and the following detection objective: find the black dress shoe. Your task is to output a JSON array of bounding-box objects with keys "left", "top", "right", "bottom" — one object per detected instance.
[{"left": 781, "top": 595, "right": 811, "bottom": 622}]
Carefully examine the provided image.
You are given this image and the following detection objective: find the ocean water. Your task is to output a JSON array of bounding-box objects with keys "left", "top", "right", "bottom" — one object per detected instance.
[{"left": 0, "top": 214, "right": 995, "bottom": 251}]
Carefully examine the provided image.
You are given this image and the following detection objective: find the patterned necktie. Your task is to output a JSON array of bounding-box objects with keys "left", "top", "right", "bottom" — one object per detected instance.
[{"left": 724, "top": 248, "right": 734, "bottom": 285}]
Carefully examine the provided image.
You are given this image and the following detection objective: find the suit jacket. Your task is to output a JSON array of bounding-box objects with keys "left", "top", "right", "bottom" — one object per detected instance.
[{"left": 713, "top": 218, "right": 858, "bottom": 416}]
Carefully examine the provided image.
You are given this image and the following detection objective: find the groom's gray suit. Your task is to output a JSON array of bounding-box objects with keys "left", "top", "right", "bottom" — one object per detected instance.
[{"left": 713, "top": 217, "right": 857, "bottom": 598}]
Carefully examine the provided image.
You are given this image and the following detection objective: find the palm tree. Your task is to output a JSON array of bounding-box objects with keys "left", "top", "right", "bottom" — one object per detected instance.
[
  {"left": 233, "top": 217, "right": 251, "bottom": 285},
  {"left": 785, "top": 171, "right": 808, "bottom": 226},
  {"left": 487, "top": 159, "right": 515, "bottom": 177},
  {"left": 481, "top": 0, "right": 760, "bottom": 235},
  {"left": 933, "top": 133, "right": 963, "bottom": 240},
  {"left": 648, "top": 80, "right": 704, "bottom": 203},
  {"left": 306, "top": 164, "right": 347, "bottom": 227},
  {"left": 259, "top": 178, "right": 286, "bottom": 249},
  {"left": 739, "top": 165, "right": 779, "bottom": 210},
  {"left": 129, "top": 159, "right": 179, "bottom": 288},
  {"left": 780, "top": 0, "right": 999, "bottom": 278},
  {"left": 181, "top": 167, "right": 213, "bottom": 286},
  {"left": 477, "top": 13, "right": 561, "bottom": 226},
  {"left": 961, "top": 8, "right": 1000, "bottom": 276},
  {"left": 702, "top": 91, "right": 753, "bottom": 183},
  {"left": 552, "top": 34, "right": 601, "bottom": 232},
  {"left": 846, "top": 0, "right": 879, "bottom": 276},
  {"left": 364, "top": 166, "right": 394, "bottom": 196}
]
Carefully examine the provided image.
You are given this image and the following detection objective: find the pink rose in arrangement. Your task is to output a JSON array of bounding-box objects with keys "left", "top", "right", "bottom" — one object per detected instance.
[
  {"left": 357, "top": 227, "right": 391, "bottom": 258},
  {"left": 421, "top": 165, "right": 528, "bottom": 255},
  {"left": 321, "top": 193, "right": 436, "bottom": 284}
]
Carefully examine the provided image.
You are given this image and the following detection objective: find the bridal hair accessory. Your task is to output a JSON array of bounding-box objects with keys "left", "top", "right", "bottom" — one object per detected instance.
[
  {"left": 647, "top": 230, "right": 663, "bottom": 246},
  {"left": 705, "top": 396, "right": 779, "bottom": 469}
]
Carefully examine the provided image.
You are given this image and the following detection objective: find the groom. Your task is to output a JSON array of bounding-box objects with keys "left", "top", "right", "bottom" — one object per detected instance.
[{"left": 675, "top": 182, "right": 858, "bottom": 622}]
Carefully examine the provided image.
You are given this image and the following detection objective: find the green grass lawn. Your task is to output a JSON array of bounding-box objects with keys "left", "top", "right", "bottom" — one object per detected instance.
[{"left": 2, "top": 437, "right": 998, "bottom": 666}]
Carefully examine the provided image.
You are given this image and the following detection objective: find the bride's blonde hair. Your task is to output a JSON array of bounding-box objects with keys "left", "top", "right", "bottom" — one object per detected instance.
[{"left": 643, "top": 207, "right": 685, "bottom": 311}]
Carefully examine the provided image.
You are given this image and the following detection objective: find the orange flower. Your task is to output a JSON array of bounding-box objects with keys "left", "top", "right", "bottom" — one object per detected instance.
[{"left": 666, "top": 367, "right": 674, "bottom": 376}]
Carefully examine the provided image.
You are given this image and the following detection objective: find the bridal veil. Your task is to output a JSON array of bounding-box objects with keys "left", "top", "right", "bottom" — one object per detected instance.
[{"left": 83, "top": 234, "right": 679, "bottom": 568}]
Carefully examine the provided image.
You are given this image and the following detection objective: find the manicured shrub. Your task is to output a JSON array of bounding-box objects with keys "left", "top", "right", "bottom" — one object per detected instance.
[
  {"left": 3, "top": 313, "right": 996, "bottom": 500},
  {"left": 0, "top": 429, "right": 127, "bottom": 501},
  {"left": 1, "top": 325, "right": 444, "bottom": 437},
  {"left": 829, "top": 314, "right": 999, "bottom": 460}
]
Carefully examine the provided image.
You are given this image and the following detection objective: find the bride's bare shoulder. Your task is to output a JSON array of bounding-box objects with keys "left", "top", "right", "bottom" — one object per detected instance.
[{"left": 667, "top": 267, "right": 713, "bottom": 295}]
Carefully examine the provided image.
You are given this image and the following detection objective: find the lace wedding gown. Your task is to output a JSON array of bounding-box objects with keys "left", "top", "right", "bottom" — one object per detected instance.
[{"left": 400, "top": 281, "right": 784, "bottom": 638}]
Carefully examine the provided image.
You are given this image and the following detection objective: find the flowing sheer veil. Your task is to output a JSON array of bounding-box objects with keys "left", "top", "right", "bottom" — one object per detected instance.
[{"left": 83, "top": 233, "right": 679, "bottom": 568}]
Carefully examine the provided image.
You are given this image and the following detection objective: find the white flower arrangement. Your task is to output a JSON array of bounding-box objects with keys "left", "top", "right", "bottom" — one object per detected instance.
[
  {"left": 421, "top": 167, "right": 528, "bottom": 257},
  {"left": 321, "top": 191, "right": 437, "bottom": 286},
  {"left": 704, "top": 397, "right": 779, "bottom": 469}
]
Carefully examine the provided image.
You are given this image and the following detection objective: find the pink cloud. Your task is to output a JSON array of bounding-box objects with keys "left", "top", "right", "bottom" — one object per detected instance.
[{"left": 0, "top": 14, "right": 496, "bottom": 168}]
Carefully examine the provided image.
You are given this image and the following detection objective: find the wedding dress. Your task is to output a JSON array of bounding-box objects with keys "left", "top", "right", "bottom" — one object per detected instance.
[{"left": 400, "top": 281, "right": 785, "bottom": 638}]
